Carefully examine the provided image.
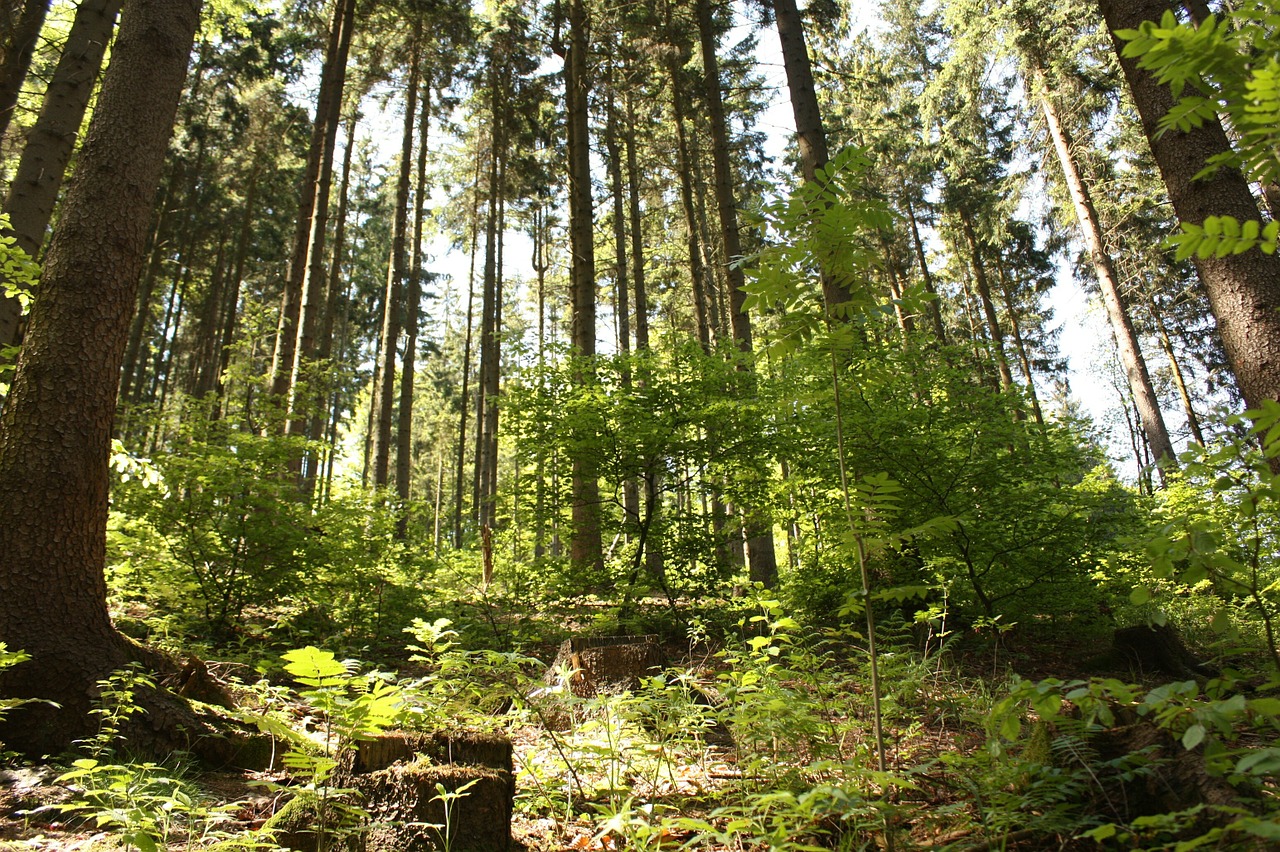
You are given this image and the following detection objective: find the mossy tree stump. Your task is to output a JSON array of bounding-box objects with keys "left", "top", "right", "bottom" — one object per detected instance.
[
  {"left": 546, "top": 635, "right": 666, "bottom": 698},
  {"left": 268, "top": 729, "right": 513, "bottom": 852}
]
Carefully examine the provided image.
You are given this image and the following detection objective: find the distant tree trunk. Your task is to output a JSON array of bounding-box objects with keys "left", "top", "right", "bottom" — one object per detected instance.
[
  {"left": 1039, "top": 83, "right": 1173, "bottom": 464},
  {"left": 371, "top": 30, "right": 419, "bottom": 489},
  {"left": 1099, "top": 0, "right": 1280, "bottom": 416},
  {"left": 993, "top": 254, "right": 1046, "bottom": 428},
  {"left": 667, "top": 54, "right": 711, "bottom": 352},
  {"left": 957, "top": 215, "right": 1015, "bottom": 393},
  {"left": 453, "top": 147, "right": 483, "bottom": 546},
  {"left": 213, "top": 161, "right": 260, "bottom": 415},
  {"left": 772, "top": 0, "right": 851, "bottom": 311},
  {"left": 0, "top": 0, "right": 49, "bottom": 146},
  {"left": 698, "top": 0, "right": 777, "bottom": 586},
  {"left": 474, "top": 65, "right": 505, "bottom": 532},
  {"left": 565, "top": 0, "right": 602, "bottom": 573},
  {"left": 624, "top": 89, "right": 650, "bottom": 353},
  {"left": 0, "top": 0, "right": 201, "bottom": 758},
  {"left": 269, "top": 0, "right": 352, "bottom": 409},
  {"left": 0, "top": 0, "right": 121, "bottom": 349},
  {"left": 287, "top": 0, "right": 354, "bottom": 439},
  {"left": 903, "top": 193, "right": 947, "bottom": 344},
  {"left": 395, "top": 82, "right": 429, "bottom": 538}
]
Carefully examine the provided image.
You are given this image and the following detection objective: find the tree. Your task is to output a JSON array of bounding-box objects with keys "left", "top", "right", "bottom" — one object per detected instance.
[
  {"left": 564, "top": 0, "right": 603, "bottom": 572},
  {"left": 1, "top": 0, "right": 123, "bottom": 349},
  {"left": 0, "top": 0, "right": 49, "bottom": 146},
  {"left": 1098, "top": 0, "right": 1280, "bottom": 416},
  {"left": 0, "top": 0, "right": 203, "bottom": 756}
]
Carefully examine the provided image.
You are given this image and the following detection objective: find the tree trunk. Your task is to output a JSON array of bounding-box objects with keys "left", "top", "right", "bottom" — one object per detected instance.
[
  {"left": 772, "top": 0, "right": 850, "bottom": 311},
  {"left": 0, "top": 0, "right": 49, "bottom": 146},
  {"left": 903, "top": 193, "right": 948, "bottom": 345},
  {"left": 0, "top": 0, "right": 202, "bottom": 757},
  {"left": 396, "top": 79, "right": 429, "bottom": 536},
  {"left": 667, "top": 54, "right": 711, "bottom": 352},
  {"left": 269, "top": 0, "right": 352, "bottom": 409},
  {"left": 958, "top": 215, "right": 1015, "bottom": 393},
  {"left": 1039, "top": 83, "right": 1174, "bottom": 464},
  {"left": 1099, "top": 0, "right": 1280, "bottom": 416},
  {"left": 1, "top": 0, "right": 121, "bottom": 348},
  {"left": 287, "top": 0, "right": 354, "bottom": 438},
  {"left": 566, "top": 0, "right": 602, "bottom": 573},
  {"left": 371, "top": 31, "right": 419, "bottom": 489}
]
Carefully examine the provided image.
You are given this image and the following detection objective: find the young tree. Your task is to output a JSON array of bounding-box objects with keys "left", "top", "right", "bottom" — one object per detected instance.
[{"left": 0, "top": 0, "right": 203, "bottom": 756}]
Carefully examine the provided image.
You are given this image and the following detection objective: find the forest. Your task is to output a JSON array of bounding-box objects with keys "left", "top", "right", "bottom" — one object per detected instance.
[{"left": 0, "top": 0, "right": 1279, "bottom": 848}]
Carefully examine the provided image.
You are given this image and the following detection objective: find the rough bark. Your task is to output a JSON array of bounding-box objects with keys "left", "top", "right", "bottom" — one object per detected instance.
[
  {"left": 0, "top": 0, "right": 121, "bottom": 349},
  {"left": 771, "top": 0, "right": 850, "bottom": 311},
  {"left": 0, "top": 0, "right": 202, "bottom": 757},
  {"left": 1099, "top": 0, "right": 1280, "bottom": 415},
  {"left": 287, "top": 0, "right": 354, "bottom": 440},
  {"left": 396, "top": 81, "right": 429, "bottom": 535}
]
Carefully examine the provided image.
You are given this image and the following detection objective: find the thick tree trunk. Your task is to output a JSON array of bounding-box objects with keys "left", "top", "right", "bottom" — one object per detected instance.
[
  {"left": 697, "top": 0, "right": 777, "bottom": 586},
  {"left": 0, "top": 0, "right": 202, "bottom": 757},
  {"left": 371, "top": 33, "right": 419, "bottom": 489},
  {"left": 1, "top": 0, "right": 120, "bottom": 350},
  {"left": 0, "top": 0, "right": 49, "bottom": 145},
  {"left": 566, "top": 0, "right": 602, "bottom": 573},
  {"left": 1099, "top": 0, "right": 1280, "bottom": 415},
  {"left": 1039, "top": 82, "right": 1174, "bottom": 464}
]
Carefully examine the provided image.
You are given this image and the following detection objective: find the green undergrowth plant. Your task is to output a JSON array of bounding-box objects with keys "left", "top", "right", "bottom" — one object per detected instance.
[
  {"left": 253, "top": 645, "right": 409, "bottom": 852},
  {"left": 989, "top": 670, "right": 1280, "bottom": 847},
  {"left": 49, "top": 665, "right": 263, "bottom": 851}
]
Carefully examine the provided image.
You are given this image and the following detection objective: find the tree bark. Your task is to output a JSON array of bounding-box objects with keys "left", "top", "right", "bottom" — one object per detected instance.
[
  {"left": 269, "top": 0, "right": 352, "bottom": 410},
  {"left": 1, "top": 0, "right": 121, "bottom": 348},
  {"left": 566, "top": 0, "right": 602, "bottom": 573},
  {"left": 396, "top": 80, "right": 429, "bottom": 535},
  {"left": 697, "top": 0, "right": 777, "bottom": 587},
  {"left": 1039, "top": 81, "right": 1174, "bottom": 464},
  {"left": 287, "top": 0, "right": 354, "bottom": 439},
  {"left": 772, "top": 0, "right": 850, "bottom": 311},
  {"left": 370, "top": 30, "right": 419, "bottom": 489},
  {"left": 1099, "top": 0, "right": 1280, "bottom": 415},
  {"left": 0, "top": 0, "right": 202, "bottom": 757}
]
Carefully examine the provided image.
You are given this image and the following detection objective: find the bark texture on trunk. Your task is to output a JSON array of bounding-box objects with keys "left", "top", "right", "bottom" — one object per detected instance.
[
  {"left": 1, "top": 0, "right": 121, "bottom": 348},
  {"left": 269, "top": 0, "right": 352, "bottom": 407},
  {"left": 0, "top": 0, "right": 202, "bottom": 757},
  {"left": 1099, "top": 0, "right": 1280, "bottom": 413}
]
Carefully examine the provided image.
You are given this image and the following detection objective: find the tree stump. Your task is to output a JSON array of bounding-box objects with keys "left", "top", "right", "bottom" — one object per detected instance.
[
  {"left": 545, "top": 635, "right": 666, "bottom": 698},
  {"left": 358, "top": 761, "right": 511, "bottom": 852},
  {"left": 1112, "top": 624, "right": 1217, "bottom": 679},
  {"left": 269, "top": 729, "right": 514, "bottom": 852}
]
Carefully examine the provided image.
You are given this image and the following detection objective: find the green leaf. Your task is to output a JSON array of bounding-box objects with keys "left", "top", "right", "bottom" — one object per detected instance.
[
  {"left": 1130, "top": 586, "right": 1152, "bottom": 605},
  {"left": 282, "top": 646, "right": 348, "bottom": 685},
  {"left": 1182, "top": 723, "right": 1206, "bottom": 750}
]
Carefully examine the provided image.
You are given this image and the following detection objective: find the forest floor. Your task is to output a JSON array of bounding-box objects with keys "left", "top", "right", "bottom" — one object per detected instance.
[{"left": 0, "top": 625, "right": 1185, "bottom": 851}]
